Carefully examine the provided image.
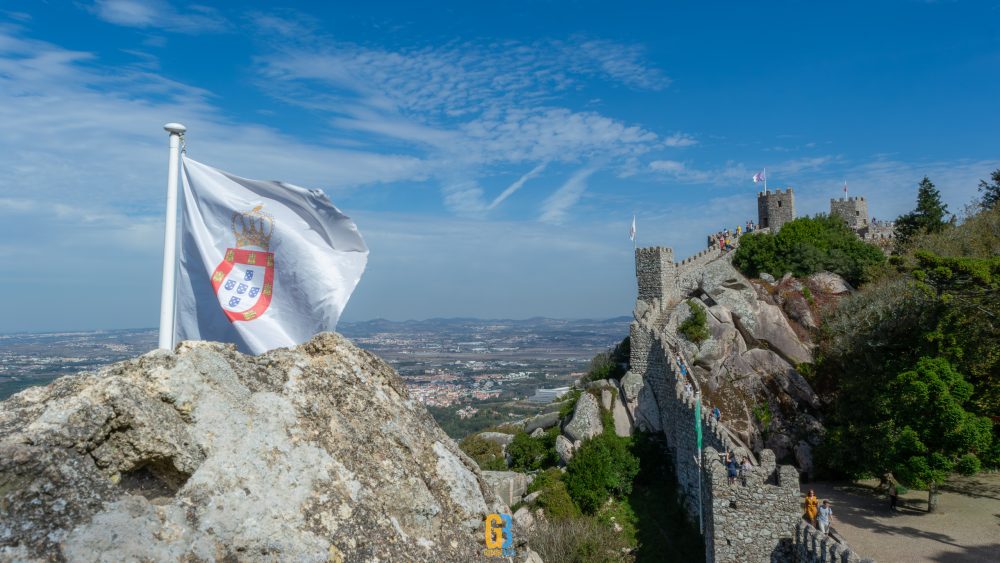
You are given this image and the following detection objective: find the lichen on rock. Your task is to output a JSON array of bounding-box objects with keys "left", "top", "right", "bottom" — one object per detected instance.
[{"left": 0, "top": 333, "right": 519, "bottom": 562}]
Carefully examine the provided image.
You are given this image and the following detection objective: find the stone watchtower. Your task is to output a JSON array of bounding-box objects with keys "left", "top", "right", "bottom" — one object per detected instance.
[
  {"left": 757, "top": 188, "right": 795, "bottom": 231},
  {"left": 830, "top": 196, "right": 869, "bottom": 231},
  {"left": 635, "top": 247, "right": 678, "bottom": 305}
]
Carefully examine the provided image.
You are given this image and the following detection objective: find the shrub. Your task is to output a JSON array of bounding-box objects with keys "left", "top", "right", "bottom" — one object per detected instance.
[
  {"left": 752, "top": 404, "right": 772, "bottom": 429},
  {"left": 955, "top": 453, "right": 981, "bottom": 476},
  {"left": 458, "top": 434, "right": 506, "bottom": 471},
  {"left": 732, "top": 214, "right": 885, "bottom": 286},
  {"left": 678, "top": 300, "right": 710, "bottom": 344},
  {"left": 527, "top": 468, "right": 581, "bottom": 521},
  {"left": 564, "top": 432, "right": 640, "bottom": 514},
  {"left": 526, "top": 514, "right": 631, "bottom": 563},
  {"left": 507, "top": 428, "right": 559, "bottom": 471}
]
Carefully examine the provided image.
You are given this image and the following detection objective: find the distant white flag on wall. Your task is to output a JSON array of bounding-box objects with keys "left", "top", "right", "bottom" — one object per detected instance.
[
  {"left": 629, "top": 215, "right": 637, "bottom": 242},
  {"left": 175, "top": 156, "right": 369, "bottom": 354}
]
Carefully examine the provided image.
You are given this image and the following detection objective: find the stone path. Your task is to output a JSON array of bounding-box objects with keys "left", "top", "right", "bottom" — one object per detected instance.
[{"left": 808, "top": 474, "right": 1000, "bottom": 562}]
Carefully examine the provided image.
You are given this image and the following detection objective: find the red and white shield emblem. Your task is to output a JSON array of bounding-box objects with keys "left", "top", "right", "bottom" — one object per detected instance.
[
  {"left": 211, "top": 249, "right": 275, "bottom": 322},
  {"left": 211, "top": 206, "right": 276, "bottom": 322}
]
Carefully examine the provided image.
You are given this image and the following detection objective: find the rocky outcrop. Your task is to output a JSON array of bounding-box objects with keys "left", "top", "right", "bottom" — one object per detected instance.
[
  {"left": 481, "top": 471, "right": 533, "bottom": 508},
  {"left": 563, "top": 392, "right": 603, "bottom": 443},
  {"left": 555, "top": 434, "right": 576, "bottom": 465},
  {"left": 0, "top": 334, "right": 515, "bottom": 562},
  {"left": 672, "top": 257, "right": 827, "bottom": 463}
]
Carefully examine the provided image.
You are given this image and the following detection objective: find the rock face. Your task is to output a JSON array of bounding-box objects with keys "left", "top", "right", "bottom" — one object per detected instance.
[
  {"left": 555, "top": 435, "right": 575, "bottom": 465},
  {"left": 674, "top": 257, "right": 827, "bottom": 463},
  {"left": 0, "top": 334, "right": 511, "bottom": 562},
  {"left": 481, "top": 471, "right": 533, "bottom": 508},
  {"left": 563, "top": 392, "right": 603, "bottom": 443}
]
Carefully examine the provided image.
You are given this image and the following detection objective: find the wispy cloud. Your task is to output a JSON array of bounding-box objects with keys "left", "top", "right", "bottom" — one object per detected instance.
[
  {"left": 541, "top": 167, "right": 599, "bottom": 223},
  {"left": 88, "top": 0, "right": 229, "bottom": 34},
  {"left": 489, "top": 163, "right": 548, "bottom": 210}
]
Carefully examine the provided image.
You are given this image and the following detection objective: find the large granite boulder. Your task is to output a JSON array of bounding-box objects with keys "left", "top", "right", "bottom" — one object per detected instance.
[
  {"left": 619, "top": 371, "right": 643, "bottom": 402},
  {"left": 481, "top": 471, "right": 533, "bottom": 508},
  {"left": 563, "top": 392, "right": 603, "bottom": 443},
  {"left": 555, "top": 435, "right": 576, "bottom": 465},
  {"left": 0, "top": 334, "right": 516, "bottom": 562},
  {"left": 807, "top": 271, "right": 853, "bottom": 295}
]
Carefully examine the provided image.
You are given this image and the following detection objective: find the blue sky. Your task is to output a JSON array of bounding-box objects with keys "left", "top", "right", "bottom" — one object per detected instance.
[{"left": 1, "top": 0, "right": 998, "bottom": 332}]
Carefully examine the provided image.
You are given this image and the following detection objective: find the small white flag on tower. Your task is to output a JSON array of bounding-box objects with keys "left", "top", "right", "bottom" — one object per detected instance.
[
  {"left": 629, "top": 215, "right": 637, "bottom": 242},
  {"left": 174, "top": 156, "right": 369, "bottom": 354}
]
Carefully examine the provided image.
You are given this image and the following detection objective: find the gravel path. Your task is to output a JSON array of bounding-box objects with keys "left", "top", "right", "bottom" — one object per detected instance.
[{"left": 807, "top": 474, "right": 1000, "bottom": 562}]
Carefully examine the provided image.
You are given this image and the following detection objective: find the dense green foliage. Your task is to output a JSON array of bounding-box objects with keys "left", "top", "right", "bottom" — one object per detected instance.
[
  {"left": 979, "top": 169, "right": 1000, "bottom": 211},
  {"left": 457, "top": 434, "right": 507, "bottom": 471},
  {"left": 815, "top": 189, "right": 1000, "bottom": 508},
  {"left": 507, "top": 427, "right": 560, "bottom": 471},
  {"left": 732, "top": 214, "right": 885, "bottom": 285},
  {"left": 677, "top": 300, "right": 710, "bottom": 344},
  {"left": 583, "top": 337, "right": 630, "bottom": 383},
  {"left": 564, "top": 430, "right": 641, "bottom": 514},
  {"left": 895, "top": 176, "right": 950, "bottom": 250},
  {"left": 526, "top": 468, "right": 581, "bottom": 520}
]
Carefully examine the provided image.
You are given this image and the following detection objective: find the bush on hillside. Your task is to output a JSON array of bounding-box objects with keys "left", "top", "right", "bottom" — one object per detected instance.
[
  {"left": 678, "top": 300, "right": 710, "bottom": 344},
  {"left": 507, "top": 427, "right": 560, "bottom": 471},
  {"left": 526, "top": 514, "right": 631, "bottom": 563},
  {"left": 733, "top": 214, "right": 885, "bottom": 286},
  {"left": 564, "top": 431, "right": 640, "bottom": 514},
  {"left": 457, "top": 434, "right": 507, "bottom": 471},
  {"left": 526, "top": 468, "right": 581, "bottom": 520}
]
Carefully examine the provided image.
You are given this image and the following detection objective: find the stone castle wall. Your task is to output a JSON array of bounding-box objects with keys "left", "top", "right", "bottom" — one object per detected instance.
[
  {"left": 635, "top": 247, "right": 678, "bottom": 305},
  {"left": 758, "top": 189, "right": 796, "bottom": 231},
  {"left": 631, "top": 317, "right": 803, "bottom": 562},
  {"left": 631, "top": 245, "right": 875, "bottom": 562},
  {"left": 830, "top": 197, "right": 869, "bottom": 231}
]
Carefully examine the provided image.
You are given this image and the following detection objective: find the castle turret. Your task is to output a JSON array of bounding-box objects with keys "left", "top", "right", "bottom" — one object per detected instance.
[
  {"left": 830, "top": 196, "right": 869, "bottom": 231},
  {"left": 757, "top": 188, "right": 795, "bottom": 231},
  {"left": 635, "top": 247, "right": 678, "bottom": 305}
]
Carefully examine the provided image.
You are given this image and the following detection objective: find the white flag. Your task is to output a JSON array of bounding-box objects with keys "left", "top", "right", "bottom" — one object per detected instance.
[
  {"left": 175, "top": 156, "right": 368, "bottom": 354},
  {"left": 629, "top": 215, "right": 636, "bottom": 241}
]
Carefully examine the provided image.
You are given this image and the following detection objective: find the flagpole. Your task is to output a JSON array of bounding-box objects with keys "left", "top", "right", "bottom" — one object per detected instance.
[
  {"left": 158, "top": 123, "right": 186, "bottom": 350},
  {"left": 764, "top": 167, "right": 767, "bottom": 194}
]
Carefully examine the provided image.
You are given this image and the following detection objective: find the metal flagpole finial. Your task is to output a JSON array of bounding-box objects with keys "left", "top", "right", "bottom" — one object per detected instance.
[{"left": 164, "top": 123, "right": 187, "bottom": 153}]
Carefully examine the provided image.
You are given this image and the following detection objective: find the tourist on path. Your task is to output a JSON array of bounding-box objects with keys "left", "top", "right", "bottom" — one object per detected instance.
[
  {"left": 818, "top": 500, "right": 833, "bottom": 536},
  {"left": 889, "top": 484, "right": 899, "bottom": 512},
  {"left": 804, "top": 490, "right": 819, "bottom": 526},
  {"left": 740, "top": 457, "right": 752, "bottom": 485},
  {"left": 725, "top": 452, "right": 739, "bottom": 486},
  {"left": 712, "top": 406, "right": 721, "bottom": 422}
]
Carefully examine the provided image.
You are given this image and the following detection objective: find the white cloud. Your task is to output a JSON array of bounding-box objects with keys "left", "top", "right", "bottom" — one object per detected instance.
[
  {"left": 89, "top": 0, "right": 228, "bottom": 34},
  {"left": 662, "top": 132, "right": 697, "bottom": 147},
  {"left": 540, "top": 167, "right": 599, "bottom": 223},
  {"left": 489, "top": 163, "right": 548, "bottom": 209}
]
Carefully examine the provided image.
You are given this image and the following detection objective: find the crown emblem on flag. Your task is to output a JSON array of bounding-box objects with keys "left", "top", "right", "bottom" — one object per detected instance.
[{"left": 231, "top": 205, "right": 274, "bottom": 250}]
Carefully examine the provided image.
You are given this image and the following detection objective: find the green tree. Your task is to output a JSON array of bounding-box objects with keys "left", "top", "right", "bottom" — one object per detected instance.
[
  {"left": 888, "top": 357, "right": 993, "bottom": 512},
  {"left": 895, "top": 176, "right": 950, "bottom": 249},
  {"left": 732, "top": 214, "right": 885, "bottom": 285},
  {"left": 507, "top": 428, "right": 560, "bottom": 471},
  {"left": 678, "top": 300, "right": 710, "bottom": 344},
  {"left": 564, "top": 432, "right": 640, "bottom": 514},
  {"left": 978, "top": 169, "right": 1000, "bottom": 211}
]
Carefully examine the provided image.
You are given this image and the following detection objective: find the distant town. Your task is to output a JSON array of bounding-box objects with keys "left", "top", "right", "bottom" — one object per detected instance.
[{"left": 0, "top": 317, "right": 629, "bottom": 433}]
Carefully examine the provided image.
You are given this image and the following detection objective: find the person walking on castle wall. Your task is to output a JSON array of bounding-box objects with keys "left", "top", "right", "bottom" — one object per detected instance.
[
  {"left": 817, "top": 500, "right": 833, "bottom": 537},
  {"left": 725, "top": 452, "right": 739, "bottom": 486},
  {"left": 804, "top": 490, "right": 819, "bottom": 526},
  {"left": 712, "top": 406, "right": 721, "bottom": 422},
  {"left": 684, "top": 381, "right": 693, "bottom": 397}
]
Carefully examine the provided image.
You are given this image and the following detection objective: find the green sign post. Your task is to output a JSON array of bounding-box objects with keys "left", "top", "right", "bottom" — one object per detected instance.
[{"left": 695, "top": 390, "right": 703, "bottom": 534}]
